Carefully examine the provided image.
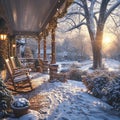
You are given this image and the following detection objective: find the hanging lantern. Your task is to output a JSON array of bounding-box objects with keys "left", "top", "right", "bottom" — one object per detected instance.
[
  {"left": 0, "top": 18, "right": 8, "bottom": 41},
  {"left": 0, "top": 34, "right": 7, "bottom": 40},
  {"left": 12, "top": 44, "right": 16, "bottom": 48}
]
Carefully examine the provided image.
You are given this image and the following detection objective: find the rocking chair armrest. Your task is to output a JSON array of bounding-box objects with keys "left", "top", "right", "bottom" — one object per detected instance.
[
  {"left": 14, "top": 67, "right": 30, "bottom": 72},
  {"left": 14, "top": 70, "right": 25, "bottom": 74},
  {"left": 13, "top": 68, "right": 22, "bottom": 70},
  {"left": 13, "top": 71, "right": 27, "bottom": 77},
  {"left": 20, "top": 65, "right": 26, "bottom": 69}
]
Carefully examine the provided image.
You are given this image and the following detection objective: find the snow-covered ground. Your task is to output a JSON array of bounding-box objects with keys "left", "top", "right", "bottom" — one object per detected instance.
[
  {"left": 57, "top": 58, "right": 120, "bottom": 72},
  {"left": 37, "top": 80, "right": 120, "bottom": 120},
  {"left": 104, "top": 58, "right": 120, "bottom": 71},
  {"left": 7, "top": 59, "right": 120, "bottom": 120}
]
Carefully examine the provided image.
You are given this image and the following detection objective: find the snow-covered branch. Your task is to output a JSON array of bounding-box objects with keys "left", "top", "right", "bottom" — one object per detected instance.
[
  {"left": 73, "top": 1, "right": 83, "bottom": 8},
  {"left": 65, "top": 17, "right": 77, "bottom": 26},
  {"left": 104, "top": 0, "right": 120, "bottom": 22},
  {"left": 66, "top": 22, "right": 86, "bottom": 32},
  {"left": 67, "top": 12, "right": 85, "bottom": 17},
  {"left": 58, "top": 17, "right": 76, "bottom": 26}
]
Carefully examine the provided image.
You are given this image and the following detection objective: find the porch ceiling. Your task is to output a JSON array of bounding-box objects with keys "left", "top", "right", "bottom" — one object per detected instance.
[{"left": 0, "top": 0, "right": 65, "bottom": 35}]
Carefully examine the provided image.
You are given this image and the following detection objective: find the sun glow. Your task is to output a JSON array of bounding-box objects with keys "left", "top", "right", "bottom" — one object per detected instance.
[
  {"left": 102, "top": 33, "right": 116, "bottom": 52},
  {"left": 103, "top": 36, "right": 112, "bottom": 45}
]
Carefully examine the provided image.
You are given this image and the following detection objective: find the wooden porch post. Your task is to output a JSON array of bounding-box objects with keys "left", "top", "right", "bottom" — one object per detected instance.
[
  {"left": 37, "top": 36, "right": 41, "bottom": 59},
  {"left": 48, "top": 17, "right": 58, "bottom": 81},
  {"left": 9, "top": 36, "right": 13, "bottom": 56},
  {"left": 8, "top": 36, "right": 12, "bottom": 56},
  {"left": 43, "top": 33, "right": 47, "bottom": 61},
  {"left": 49, "top": 17, "right": 57, "bottom": 64},
  {"left": 51, "top": 28, "right": 56, "bottom": 64},
  {"left": 9, "top": 35, "right": 16, "bottom": 57}
]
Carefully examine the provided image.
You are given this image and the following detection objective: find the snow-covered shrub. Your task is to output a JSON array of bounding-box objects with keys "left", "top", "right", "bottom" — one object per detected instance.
[
  {"left": 69, "top": 69, "right": 82, "bottom": 81},
  {"left": 82, "top": 76, "right": 93, "bottom": 91},
  {"left": 0, "top": 77, "right": 13, "bottom": 118},
  {"left": 92, "top": 75, "right": 109, "bottom": 98},
  {"left": 82, "top": 71, "right": 120, "bottom": 111},
  {"left": 69, "top": 68, "right": 87, "bottom": 81},
  {"left": 82, "top": 73, "right": 109, "bottom": 97},
  {"left": 101, "top": 77, "right": 120, "bottom": 111}
]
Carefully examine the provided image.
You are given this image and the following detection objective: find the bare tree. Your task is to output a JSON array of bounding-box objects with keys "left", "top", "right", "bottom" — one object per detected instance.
[{"left": 65, "top": 0, "right": 120, "bottom": 69}]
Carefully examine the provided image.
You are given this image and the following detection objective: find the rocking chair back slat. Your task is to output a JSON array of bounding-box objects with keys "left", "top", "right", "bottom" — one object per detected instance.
[
  {"left": 5, "top": 59, "right": 13, "bottom": 75},
  {"left": 10, "top": 57, "right": 16, "bottom": 69}
]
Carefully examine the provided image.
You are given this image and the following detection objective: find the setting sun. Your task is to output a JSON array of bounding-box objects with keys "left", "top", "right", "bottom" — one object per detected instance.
[
  {"left": 103, "top": 36, "right": 112, "bottom": 45},
  {"left": 103, "top": 33, "right": 115, "bottom": 45},
  {"left": 102, "top": 33, "right": 116, "bottom": 52}
]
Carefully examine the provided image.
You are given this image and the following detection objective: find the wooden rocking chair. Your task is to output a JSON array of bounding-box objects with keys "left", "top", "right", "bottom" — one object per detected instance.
[
  {"left": 4, "top": 58, "right": 33, "bottom": 92},
  {"left": 10, "top": 56, "right": 30, "bottom": 73}
]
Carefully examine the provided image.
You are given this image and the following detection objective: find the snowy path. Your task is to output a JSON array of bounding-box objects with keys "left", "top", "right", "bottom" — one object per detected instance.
[{"left": 31, "top": 79, "right": 120, "bottom": 120}]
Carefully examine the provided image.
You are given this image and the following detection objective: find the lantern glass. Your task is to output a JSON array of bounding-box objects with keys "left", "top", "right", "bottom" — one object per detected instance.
[
  {"left": 12, "top": 44, "right": 16, "bottom": 48},
  {"left": 0, "top": 34, "right": 7, "bottom": 40}
]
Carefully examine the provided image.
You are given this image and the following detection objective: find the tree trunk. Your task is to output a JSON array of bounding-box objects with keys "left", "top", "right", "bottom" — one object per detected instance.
[
  {"left": 92, "top": 42, "right": 98, "bottom": 69},
  {"left": 92, "top": 30, "right": 103, "bottom": 69}
]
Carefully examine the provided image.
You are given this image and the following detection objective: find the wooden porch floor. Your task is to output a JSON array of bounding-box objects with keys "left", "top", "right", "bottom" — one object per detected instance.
[
  {"left": 5, "top": 72, "right": 50, "bottom": 111},
  {"left": 5, "top": 72, "right": 48, "bottom": 92}
]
